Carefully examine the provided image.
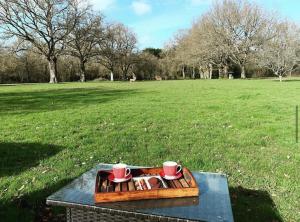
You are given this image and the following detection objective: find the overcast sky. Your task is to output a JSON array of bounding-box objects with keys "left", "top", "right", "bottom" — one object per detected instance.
[{"left": 90, "top": 0, "right": 300, "bottom": 49}]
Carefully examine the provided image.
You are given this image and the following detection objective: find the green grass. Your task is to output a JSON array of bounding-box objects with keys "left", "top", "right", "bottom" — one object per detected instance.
[{"left": 0, "top": 80, "right": 299, "bottom": 221}]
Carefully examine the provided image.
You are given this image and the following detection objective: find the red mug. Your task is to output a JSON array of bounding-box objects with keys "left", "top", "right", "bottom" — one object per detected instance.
[
  {"left": 112, "top": 163, "right": 131, "bottom": 179},
  {"left": 163, "top": 161, "right": 182, "bottom": 177}
]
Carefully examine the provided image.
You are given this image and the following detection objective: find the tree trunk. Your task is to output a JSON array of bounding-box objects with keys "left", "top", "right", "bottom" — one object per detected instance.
[
  {"left": 18, "top": 72, "right": 24, "bottom": 83},
  {"left": 241, "top": 65, "right": 246, "bottom": 79},
  {"left": 192, "top": 67, "right": 195, "bottom": 79},
  {"left": 209, "top": 64, "right": 213, "bottom": 79},
  {"left": 25, "top": 57, "right": 30, "bottom": 82},
  {"left": 124, "top": 64, "right": 132, "bottom": 81},
  {"left": 182, "top": 66, "right": 185, "bottom": 79},
  {"left": 110, "top": 71, "right": 114, "bottom": 81},
  {"left": 218, "top": 67, "right": 223, "bottom": 78},
  {"left": 123, "top": 70, "right": 127, "bottom": 81},
  {"left": 48, "top": 58, "right": 57, "bottom": 83},
  {"left": 79, "top": 60, "right": 86, "bottom": 82},
  {"left": 204, "top": 69, "right": 209, "bottom": 79},
  {"left": 279, "top": 75, "right": 282, "bottom": 82},
  {"left": 223, "top": 65, "right": 228, "bottom": 79},
  {"left": 121, "top": 66, "right": 126, "bottom": 80},
  {"left": 199, "top": 66, "right": 204, "bottom": 79}
]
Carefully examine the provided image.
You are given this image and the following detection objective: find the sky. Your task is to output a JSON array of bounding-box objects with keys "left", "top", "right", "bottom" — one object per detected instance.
[{"left": 90, "top": 0, "right": 300, "bottom": 49}]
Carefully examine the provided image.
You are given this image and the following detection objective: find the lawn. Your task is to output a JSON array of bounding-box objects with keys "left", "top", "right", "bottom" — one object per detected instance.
[{"left": 0, "top": 80, "right": 299, "bottom": 221}]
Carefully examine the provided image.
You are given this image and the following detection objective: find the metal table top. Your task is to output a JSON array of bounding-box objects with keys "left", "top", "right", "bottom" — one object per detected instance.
[{"left": 47, "top": 164, "right": 234, "bottom": 222}]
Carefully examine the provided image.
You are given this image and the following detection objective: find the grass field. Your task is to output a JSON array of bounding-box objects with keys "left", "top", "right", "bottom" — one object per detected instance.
[{"left": 0, "top": 80, "right": 299, "bottom": 221}]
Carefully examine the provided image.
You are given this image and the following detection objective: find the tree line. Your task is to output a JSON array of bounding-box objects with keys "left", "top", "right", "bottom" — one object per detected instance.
[
  {"left": 0, "top": 0, "right": 139, "bottom": 83},
  {"left": 166, "top": 0, "right": 300, "bottom": 81},
  {"left": 0, "top": 0, "right": 299, "bottom": 84}
]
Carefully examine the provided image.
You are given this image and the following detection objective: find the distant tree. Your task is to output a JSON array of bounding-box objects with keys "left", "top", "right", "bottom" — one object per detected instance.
[
  {"left": 0, "top": 47, "right": 19, "bottom": 83},
  {"left": 174, "top": 30, "right": 190, "bottom": 79},
  {"left": 170, "top": 0, "right": 276, "bottom": 79},
  {"left": 191, "top": 15, "right": 231, "bottom": 78},
  {"left": 258, "top": 21, "right": 300, "bottom": 81},
  {"left": 202, "top": 0, "right": 275, "bottom": 78},
  {"left": 0, "top": 0, "right": 86, "bottom": 83},
  {"left": 159, "top": 45, "right": 180, "bottom": 80},
  {"left": 118, "top": 28, "right": 137, "bottom": 80},
  {"left": 96, "top": 23, "right": 137, "bottom": 80},
  {"left": 67, "top": 11, "right": 104, "bottom": 82},
  {"left": 18, "top": 48, "right": 49, "bottom": 83},
  {"left": 133, "top": 52, "right": 160, "bottom": 80},
  {"left": 96, "top": 24, "right": 118, "bottom": 80},
  {"left": 142, "top": 48, "right": 162, "bottom": 58}
]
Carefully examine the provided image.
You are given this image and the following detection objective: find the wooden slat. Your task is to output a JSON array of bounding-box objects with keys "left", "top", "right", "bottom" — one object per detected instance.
[
  {"left": 97, "top": 176, "right": 101, "bottom": 192},
  {"left": 121, "top": 182, "right": 128, "bottom": 192},
  {"left": 133, "top": 180, "right": 141, "bottom": 190},
  {"left": 173, "top": 180, "right": 182, "bottom": 188},
  {"left": 170, "top": 180, "right": 176, "bottom": 188},
  {"left": 140, "top": 179, "right": 148, "bottom": 190},
  {"left": 179, "top": 178, "right": 189, "bottom": 188},
  {"left": 164, "top": 179, "right": 176, "bottom": 188},
  {"left": 100, "top": 180, "right": 108, "bottom": 192},
  {"left": 170, "top": 180, "right": 177, "bottom": 188},
  {"left": 115, "top": 183, "right": 121, "bottom": 192},
  {"left": 163, "top": 179, "right": 171, "bottom": 188},
  {"left": 183, "top": 172, "right": 192, "bottom": 186},
  {"left": 128, "top": 180, "right": 135, "bottom": 191},
  {"left": 107, "top": 181, "right": 114, "bottom": 192}
]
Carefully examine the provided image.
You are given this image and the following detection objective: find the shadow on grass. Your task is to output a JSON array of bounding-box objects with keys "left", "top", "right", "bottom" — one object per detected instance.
[
  {"left": 281, "top": 79, "right": 300, "bottom": 82},
  {"left": 0, "top": 87, "right": 141, "bottom": 115},
  {"left": 0, "top": 142, "right": 69, "bottom": 222},
  {"left": 0, "top": 84, "right": 17, "bottom": 86},
  {"left": 0, "top": 178, "right": 72, "bottom": 222},
  {"left": 0, "top": 142, "right": 62, "bottom": 177},
  {"left": 230, "top": 186, "right": 283, "bottom": 222}
]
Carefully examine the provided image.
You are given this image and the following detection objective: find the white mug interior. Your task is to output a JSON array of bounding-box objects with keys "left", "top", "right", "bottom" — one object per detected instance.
[
  {"left": 163, "top": 161, "right": 177, "bottom": 166},
  {"left": 113, "top": 163, "right": 127, "bottom": 169}
]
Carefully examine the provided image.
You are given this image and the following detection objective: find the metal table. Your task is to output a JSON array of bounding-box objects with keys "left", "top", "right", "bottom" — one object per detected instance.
[{"left": 46, "top": 164, "right": 234, "bottom": 222}]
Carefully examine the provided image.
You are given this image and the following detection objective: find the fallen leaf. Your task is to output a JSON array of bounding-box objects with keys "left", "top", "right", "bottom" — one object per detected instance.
[
  {"left": 18, "top": 185, "right": 25, "bottom": 191},
  {"left": 284, "top": 174, "right": 290, "bottom": 178}
]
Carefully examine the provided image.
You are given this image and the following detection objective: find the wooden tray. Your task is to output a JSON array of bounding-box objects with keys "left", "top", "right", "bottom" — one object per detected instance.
[{"left": 94, "top": 167, "right": 199, "bottom": 203}]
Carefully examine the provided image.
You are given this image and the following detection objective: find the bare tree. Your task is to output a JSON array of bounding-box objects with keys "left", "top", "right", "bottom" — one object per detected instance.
[
  {"left": 188, "top": 21, "right": 216, "bottom": 79},
  {"left": 257, "top": 21, "right": 300, "bottom": 81},
  {"left": 174, "top": 16, "right": 232, "bottom": 79},
  {"left": 175, "top": 0, "right": 274, "bottom": 79},
  {"left": 159, "top": 45, "right": 179, "bottom": 80},
  {"left": 117, "top": 26, "right": 137, "bottom": 80},
  {"left": 96, "top": 23, "right": 120, "bottom": 81},
  {"left": 67, "top": 11, "right": 103, "bottom": 82},
  {"left": 208, "top": 0, "right": 275, "bottom": 78},
  {"left": 132, "top": 51, "right": 160, "bottom": 80},
  {"left": 0, "top": 0, "right": 85, "bottom": 83},
  {"left": 172, "top": 29, "right": 190, "bottom": 79},
  {"left": 96, "top": 23, "right": 137, "bottom": 80}
]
